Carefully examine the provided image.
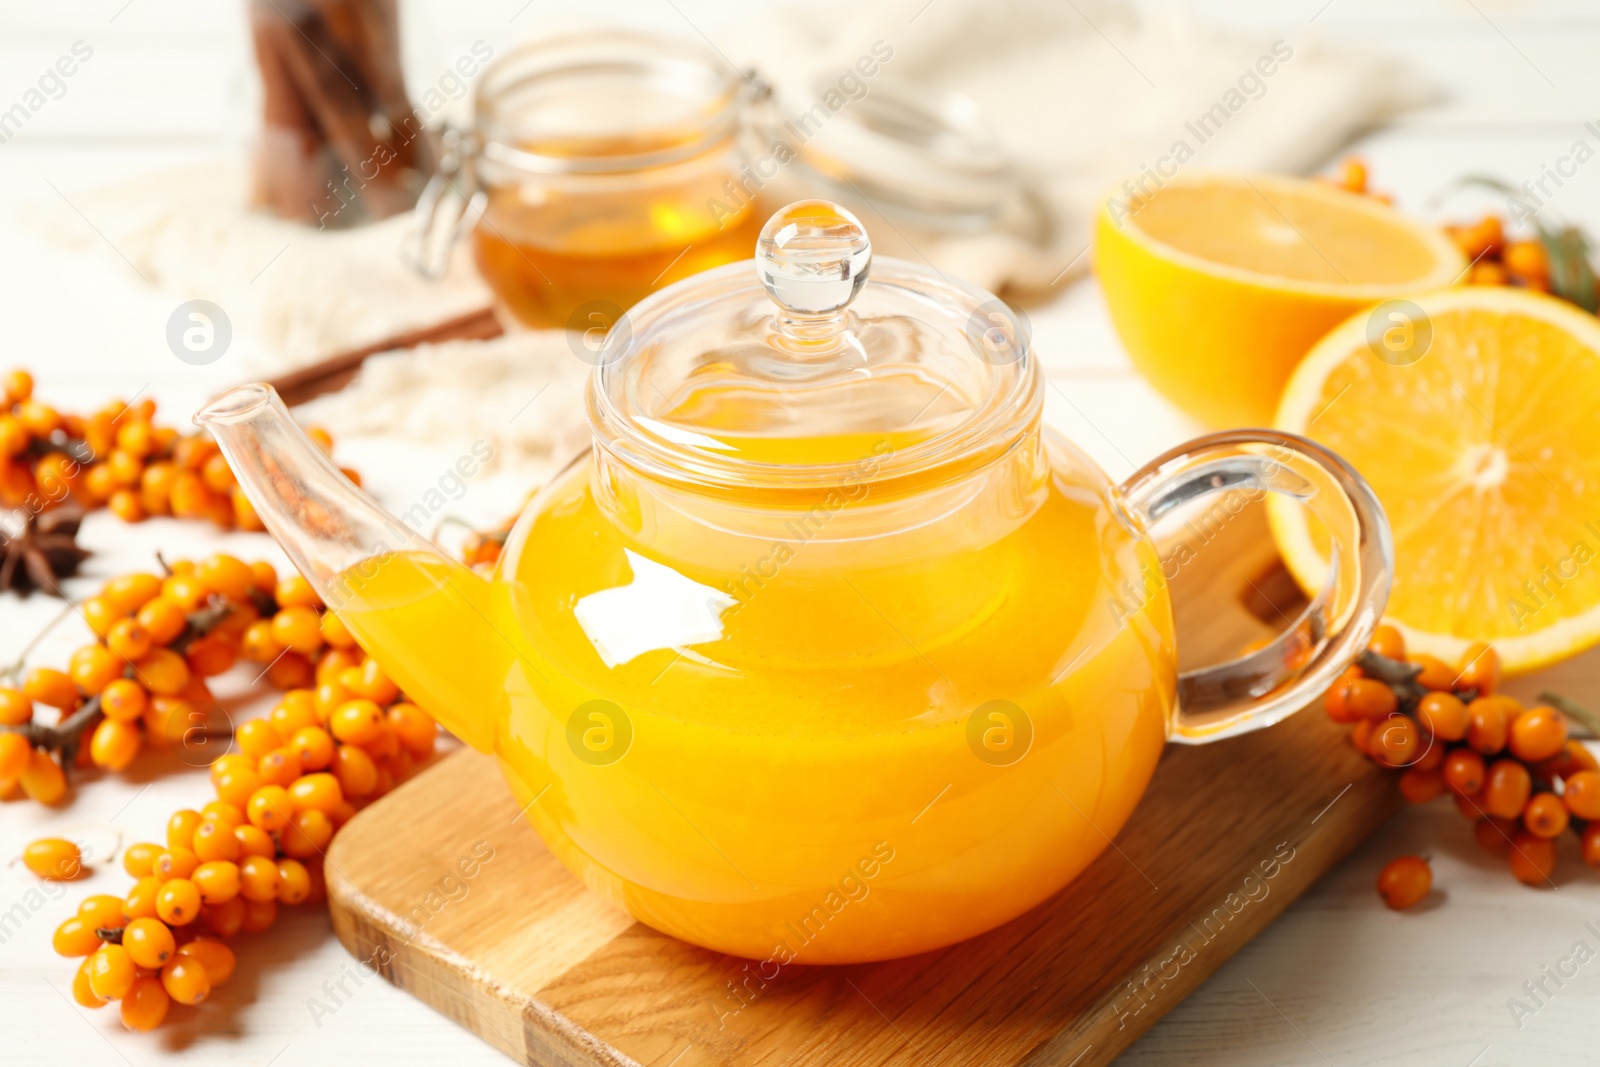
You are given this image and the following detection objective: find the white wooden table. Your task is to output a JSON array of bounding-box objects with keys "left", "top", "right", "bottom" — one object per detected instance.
[{"left": 2, "top": 2, "right": 1599, "bottom": 1065}]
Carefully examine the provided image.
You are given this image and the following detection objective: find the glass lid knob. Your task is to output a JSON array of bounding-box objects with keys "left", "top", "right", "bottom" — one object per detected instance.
[{"left": 755, "top": 200, "right": 871, "bottom": 316}]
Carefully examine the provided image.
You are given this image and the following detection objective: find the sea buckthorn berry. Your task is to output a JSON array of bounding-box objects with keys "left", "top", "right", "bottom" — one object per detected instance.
[
  {"left": 197, "top": 554, "right": 253, "bottom": 600},
  {"left": 210, "top": 753, "right": 254, "bottom": 784},
  {"left": 123, "top": 876, "right": 163, "bottom": 921},
  {"left": 1467, "top": 697, "right": 1511, "bottom": 755},
  {"left": 5, "top": 368, "right": 33, "bottom": 402},
  {"left": 0, "top": 686, "right": 32, "bottom": 725},
  {"left": 388, "top": 703, "right": 436, "bottom": 758},
  {"left": 240, "top": 897, "right": 277, "bottom": 933},
  {"left": 247, "top": 784, "right": 294, "bottom": 832},
  {"left": 267, "top": 651, "right": 316, "bottom": 690},
  {"left": 156, "top": 879, "right": 202, "bottom": 925},
  {"left": 1377, "top": 855, "right": 1432, "bottom": 910},
  {"left": 1350, "top": 718, "right": 1375, "bottom": 754},
  {"left": 239, "top": 855, "right": 279, "bottom": 902},
  {"left": 352, "top": 658, "right": 399, "bottom": 705},
  {"left": 291, "top": 726, "right": 335, "bottom": 771},
  {"left": 1509, "top": 705, "right": 1568, "bottom": 763},
  {"left": 271, "top": 690, "right": 318, "bottom": 735},
  {"left": 330, "top": 699, "right": 385, "bottom": 745},
  {"left": 1455, "top": 643, "right": 1501, "bottom": 695},
  {"left": 122, "top": 917, "right": 175, "bottom": 968},
  {"left": 191, "top": 819, "right": 241, "bottom": 863},
  {"left": 236, "top": 718, "right": 283, "bottom": 760},
  {"left": 1563, "top": 770, "right": 1600, "bottom": 819},
  {"left": 200, "top": 800, "right": 244, "bottom": 827},
  {"left": 23, "top": 837, "right": 81, "bottom": 880},
  {"left": 103, "top": 572, "right": 163, "bottom": 614},
  {"left": 248, "top": 559, "right": 278, "bottom": 593},
  {"left": 1366, "top": 624, "right": 1405, "bottom": 660},
  {"left": 88, "top": 944, "right": 137, "bottom": 1001},
  {"left": 99, "top": 678, "right": 148, "bottom": 723},
  {"left": 52, "top": 916, "right": 103, "bottom": 957},
  {"left": 106, "top": 618, "right": 153, "bottom": 663},
  {"left": 364, "top": 723, "right": 400, "bottom": 760},
  {"left": 1369, "top": 714, "right": 1419, "bottom": 768},
  {"left": 73, "top": 957, "right": 107, "bottom": 1008},
  {"left": 288, "top": 772, "right": 343, "bottom": 814},
  {"left": 90, "top": 718, "right": 141, "bottom": 771},
  {"left": 82, "top": 595, "right": 124, "bottom": 638},
  {"left": 134, "top": 647, "right": 191, "bottom": 696},
  {"left": 234, "top": 823, "right": 275, "bottom": 859},
  {"left": 1398, "top": 766, "right": 1446, "bottom": 804},
  {"left": 108, "top": 489, "right": 146, "bottom": 522},
  {"left": 317, "top": 649, "right": 363, "bottom": 689},
  {"left": 214, "top": 765, "right": 263, "bottom": 809},
  {"left": 20, "top": 748, "right": 67, "bottom": 804},
  {"left": 136, "top": 597, "right": 188, "bottom": 646},
  {"left": 25, "top": 667, "right": 79, "bottom": 710},
  {"left": 1414, "top": 691, "right": 1467, "bottom": 742},
  {"left": 241, "top": 619, "right": 283, "bottom": 663},
  {"left": 271, "top": 605, "right": 323, "bottom": 655},
  {"left": 78, "top": 894, "right": 128, "bottom": 933},
  {"left": 70, "top": 644, "right": 123, "bottom": 695},
  {"left": 282, "top": 810, "right": 334, "bottom": 859},
  {"left": 1483, "top": 759, "right": 1532, "bottom": 819},
  {"left": 275, "top": 574, "right": 321, "bottom": 610},
  {"left": 154, "top": 847, "right": 199, "bottom": 882},
  {"left": 0, "top": 732, "right": 28, "bottom": 783},
  {"left": 1345, "top": 679, "right": 1397, "bottom": 720},
  {"left": 1412, "top": 741, "right": 1445, "bottom": 772},
  {"left": 277, "top": 858, "right": 312, "bottom": 905},
  {"left": 1523, "top": 793, "right": 1569, "bottom": 838},
  {"left": 122, "top": 842, "right": 163, "bottom": 878},
  {"left": 1584, "top": 823, "right": 1600, "bottom": 869},
  {"left": 258, "top": 746, "right": 303, "bottom": 787},
  {"left": 200, "top": 896, "right": 246, "bottom": 938},
  {"left": 162, "top": 571, "right": 209, "bottom": 611},
  {"left": 120, "top": 975, "right": 170, "bottom": 1031},
  {"left": 176, "top": 938, "right": 235, "bottom": 986},
  {"left": 314, "top": 679, "right": 353, "bottom": 720},
  {"left": 193, "top": 860, "right": 241, "bottom": 905},
  {"left": 1410, "top": 654, "right": 1456, "bottom": 691},
  {"left": 185, "top": 634, "right": 238, "bottom": 677},
  {"left": 320, "top": 610, "right": 356, "bottom": 649},
  {"left": 1509, "top": 832, "right": 1558, "bottom": 887},
  {"left": 167, "top": 809, "right": 203, "bottom": 851},
  {"left": 333, "top": 744, "right": 379, "bottom": 797},
  {"left": 1541, "top": 741, "right": 1599, "bottom": 781}
]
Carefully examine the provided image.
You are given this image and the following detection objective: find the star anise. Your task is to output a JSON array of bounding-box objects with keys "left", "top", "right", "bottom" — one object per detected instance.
[{"left": 0, "top": 507, "right": 90, "bottom": 597}]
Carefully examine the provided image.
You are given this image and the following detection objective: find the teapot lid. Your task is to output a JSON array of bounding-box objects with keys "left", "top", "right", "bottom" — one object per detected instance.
[{"left": 589, "top": 200, "right": 1040, "bottom": 491}]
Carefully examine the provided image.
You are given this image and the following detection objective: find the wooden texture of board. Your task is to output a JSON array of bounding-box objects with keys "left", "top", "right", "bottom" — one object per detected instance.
[{"left": 324, "top": 502, "right": 1400, "bottom": 1067}]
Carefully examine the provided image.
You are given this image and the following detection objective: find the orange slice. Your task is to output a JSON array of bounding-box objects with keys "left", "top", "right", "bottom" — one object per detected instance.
[
  {"left": 1094, "top": 172, "right": 1465, "bottom": 427},
  {"left": 1271, "top": 286, "right": 1600, "bottom": 672}
]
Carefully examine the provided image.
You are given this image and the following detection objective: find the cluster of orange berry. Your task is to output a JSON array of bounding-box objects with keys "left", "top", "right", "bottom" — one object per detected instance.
[
  {"left": 1444, "top": 215, "right": 1562, "bottom": 294},
  {"left": 0, "top": 552, "right": 431, "bottom": 807},
  {"left": 0, "top": 368, "right": 354, "bottom": 528},
  {"left": 1327, "top": 159, "right": 1596, "bottom": 312},
  {"left": 1327, "top": 627, "right": 1600, "bottom": 900},
  {"left": 25, "top": 597, "right": 437, "bottom": 1029}
]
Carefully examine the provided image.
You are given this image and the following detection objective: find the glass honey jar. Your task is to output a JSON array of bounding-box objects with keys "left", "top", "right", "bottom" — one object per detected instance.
[{"left": 409, "top": 32, "right": 769, "bottom": 331}]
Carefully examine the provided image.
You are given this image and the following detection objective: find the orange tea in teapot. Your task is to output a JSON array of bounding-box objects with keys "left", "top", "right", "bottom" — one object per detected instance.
[
  {"left": 327, "top": 425, "right": 1174, "bottom": 962},
  {"left": 205, "top": 201, "right": 1390, "bottom": 964}
]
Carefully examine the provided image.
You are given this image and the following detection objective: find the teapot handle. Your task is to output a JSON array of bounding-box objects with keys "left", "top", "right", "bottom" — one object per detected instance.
[{"left": 1117, "top": 429, "right": 1393, "bottom": 744}]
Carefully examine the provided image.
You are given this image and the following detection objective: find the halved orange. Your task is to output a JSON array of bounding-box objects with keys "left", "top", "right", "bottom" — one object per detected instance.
[
  {"left": 1094, "top": 172, "right": 1466, "bottom": 427},
  {"left": 1271, "top": 286, "right": 1600, "bottom": 672}
]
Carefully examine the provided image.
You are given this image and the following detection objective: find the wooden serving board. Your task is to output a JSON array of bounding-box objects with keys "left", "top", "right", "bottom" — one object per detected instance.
[{"left": 324, "top": 502, "right": 1400, "bottom": 1067}]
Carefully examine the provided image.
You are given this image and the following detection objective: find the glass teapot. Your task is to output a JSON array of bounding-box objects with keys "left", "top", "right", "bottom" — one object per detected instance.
[{"left": 199, "top": 201, "right": 1391, "bottom": 964}]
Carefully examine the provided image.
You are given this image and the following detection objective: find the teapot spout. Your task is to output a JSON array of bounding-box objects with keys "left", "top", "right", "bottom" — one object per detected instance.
[{"left": 195, "top": 384, "right": 498, "bottom": 752}]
